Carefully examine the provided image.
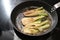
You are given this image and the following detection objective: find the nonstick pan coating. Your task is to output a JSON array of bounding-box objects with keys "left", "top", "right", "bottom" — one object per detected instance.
[{"left": 11, "top": 1, "right": 58, "bottom": 36}]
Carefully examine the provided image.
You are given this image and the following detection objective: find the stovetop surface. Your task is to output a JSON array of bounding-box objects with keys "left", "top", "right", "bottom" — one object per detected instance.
[{"left": 0, "top": 0, "right": 60, "bottom": 40}]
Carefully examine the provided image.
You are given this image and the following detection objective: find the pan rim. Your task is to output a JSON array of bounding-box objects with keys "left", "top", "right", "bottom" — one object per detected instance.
[{"left": 10, "top": 0, "right": 58, "bottom": 36}]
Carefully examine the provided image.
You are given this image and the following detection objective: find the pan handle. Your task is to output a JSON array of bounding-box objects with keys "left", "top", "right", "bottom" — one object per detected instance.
[
  {"left": 54, "top": 2, "right": 60, "bottom": 9},
  {"left": 51, "top": 2, "right": 60, "bottom": 12}
]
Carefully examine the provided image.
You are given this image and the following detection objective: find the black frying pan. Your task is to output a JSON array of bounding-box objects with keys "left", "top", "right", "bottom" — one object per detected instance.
[{"left": 11, "top": 1, "right": 60, "bottom": 36}]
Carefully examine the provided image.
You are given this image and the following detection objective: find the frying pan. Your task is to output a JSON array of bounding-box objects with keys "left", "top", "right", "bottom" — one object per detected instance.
[{"left": 11, "top": 1, "right": 60, "bottom": 36}]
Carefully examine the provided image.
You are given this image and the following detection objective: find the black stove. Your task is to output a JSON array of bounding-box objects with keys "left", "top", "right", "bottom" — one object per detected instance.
[{"left": 0, "top": 0, "right": 60, "bottom": 40}]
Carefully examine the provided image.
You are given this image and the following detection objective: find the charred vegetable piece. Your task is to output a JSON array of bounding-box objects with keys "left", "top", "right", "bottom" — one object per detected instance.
[
  {"left": 35, "top": 7, "right": 43, "bottom": 10},
  {"left": 23, "top": 10, "right": 35, "bottom": 16},
  {"left": 22, "top": 26, "right": 39, "bottom": 34},
  {"left": 21, "top": 16, "right": 46, "bottom": 25},
  {"left": 21, "top": 18, "right": 34, "bottom": 25},
  {"left": 23, "top": 7, "right": 47, "bottom": 16},
  {"left": 26, "top": 20, "right": 49, "bottom": 27},
  {"left": 33, "top": 16, "right": 45, "bottom": 21},
  {"left": 38, "top": 24, "right": 50, "bottom": 31}
]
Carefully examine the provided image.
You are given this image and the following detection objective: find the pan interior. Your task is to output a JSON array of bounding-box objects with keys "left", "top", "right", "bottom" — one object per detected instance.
[{"left": 16, "top": 6, "right": 53, "bottom": 36}]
